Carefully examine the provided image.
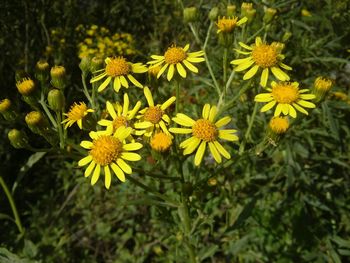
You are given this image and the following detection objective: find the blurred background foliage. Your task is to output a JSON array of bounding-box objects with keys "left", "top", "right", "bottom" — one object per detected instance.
[{"left": 0, "top": 0, "right": 350, "bottom": 262}]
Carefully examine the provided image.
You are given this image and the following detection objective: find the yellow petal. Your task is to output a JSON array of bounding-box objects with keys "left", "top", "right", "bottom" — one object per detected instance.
[
  {"left": 230, "top": 57, "right": 253, "bottom": 65},
  {"left": 161, "top": 96, "right": 176, "bottom": 110},
  {"left": 271, "top": 67, "right": 289, "bottom": 81},
  {"left": 123, "top": 142, "right": 143, "bottom": 151},
  {"left": 91, "top": 164, "right": 101, "bottom": 185},
  {"left": 202, "top": 104, "right": 210, "bottom": 119},
  {"left": 90, "top": 72, "right": 107, "bottom": 83},
  {"left": 208, "top": 142, "right": 222, "bottom": 163},
  {"left": 213, "top": 141, "right": 231, "bottom": 159},
  {"left": 293, "top": 103, "right": 309, "bottom": 115},
  {"left": 144, "top": 86, "right": 154, "bottom": 106},
  {"left": 274, "top": 103, "right": 283, "bottom": 116},
  {"left": 255, "top": 93, "right": 273, "bottom": 102},
  {"left": 134, "top": 121, "right": 153, "bottom": 129},
  {"left": 117, "top": 159, "right": 132, "bottom": 174},
  {"left": 208, "top": 105, "right": 217, "bottom": 122},
  {"left": 218, "top": 130, "right": 239, "bottom": 141},
  {"left": 121, "top": 152, "right": 141, "bottom": 161},
  {"left": 84, "top": 161, "right": 95, "bottom": 177},
  {"left": 260, "top": 68, "right": 269, "bottom": 87},
  {"left": 288, "top": 104, "right": 297, "bottom": 118},
  {"left": 120, "top": 75, "right": 129, "bottom": 88},
  {"left": 157, "top": 63, "right": 168, "bottom": 79},
  {"left": 106, "top": 101, "right": 117, "bottom": 119},
  {"left": 238, "top": 42, "right": 253, "bottom": 50},
  {"left": 243, "top": 65, "right": 259, "bottom": 80},
  {"left": 104, "top": 166, "right": 111, "bottom": 189},
  {"left": 173, "top": 113, "right": 195, "bottom": 127},
  {"left": 215, "top": 116, "right": 231, "bottom": 128},
  {"left": 167, "top": 64, "right": 175, "bottom": 81},
  {"left": 234, "top": 59, "right": 255, "bottom": 72},
  {"left": 176, "top": 63, "right": 187, "bottom": 78},
  {"left": 97, "top": 76, "right": 111, "bottom": 92},
  {"left": 183, "top": 60, "right": 198, "bottom": 73},
  {"left": 194, "top": 141, "right": 206, "bottom": 166},
  {"left": 297, "top": 100, "right": 316, "bottom": 108},
  {"left": 260, "top": 100, "right": 276, "bottom": 112},
  {"left": 110, "top": 162, "right": 125, "bottom": 182},
  {"left": 127, "top": 74, "right": 143, "bottom": 88},
  {"left": 169, "top": 127, "right": 192, "bottom": 134},
  {"left": 113, "top": 77, "right": 121, "bottom": 92},
  {"left": 183, "top": 137, "right": 201, "bottom": 155},
  {"left": 80, "top": 140, "right": 93, "bottom": 149},
  {"left": 78, "top": 155, "right": 92, "bottom": 166}
]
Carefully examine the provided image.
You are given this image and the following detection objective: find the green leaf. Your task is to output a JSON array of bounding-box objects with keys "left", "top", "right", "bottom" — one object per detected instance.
[{"left": 199, "top": 244, "right": 219, "bottom": 261}]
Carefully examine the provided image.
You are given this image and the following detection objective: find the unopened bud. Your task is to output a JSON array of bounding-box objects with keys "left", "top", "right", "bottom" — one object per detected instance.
[
  {"left": 263, "top": 7, "right": 277, "bottom": 23},
  {"left": 241, "top": 2, "right": 256, "bottom": 23},
  {"left": 79, "top": 56, "right": 92, "bottom": 75},
  {"left": 48, "top": 89, "right": 65, "bottom": 111},
  {"left": 268, "top": 117, "right": 289, "bottom": 142},
  {"left": 35, "top": 60, "right": 50, "bottom": 82},
  {"left": 90, "top": 56, "right": 104, "bottom": 73},
  {"left": 209, "top": 7, "right": 219, "bottom": 21},
  {"left": 50, "top": 66, "right": 67, "bottom": 89},
  {"left": 16, "top": 78, "right": 36, "bottom": 96},
  {"left": 0, "top": 98, "right": 17, "bottom": 121},
  {"left": 226, "top": 5, "right": 236, "bottom": 17},
  {"left": 282, "top": 31, "right": 292, "bottom": 42},
  {"left": 312, "top": 77, "right": 333, "bottom": 103},
  {"left": 0, "top": 98, "right": 11, "bottom": 113},
  {"left": 183, "top": 7, "right": 197, "bottom": 23},
  {"left": 207, "top": 177, "right": 217, "bottom": 186},
  {"left": 25, "top": 111, "right": 50, "bottom": 135},
  {"left": 8, "top": 129, "right": 29, "bottom": 149}
]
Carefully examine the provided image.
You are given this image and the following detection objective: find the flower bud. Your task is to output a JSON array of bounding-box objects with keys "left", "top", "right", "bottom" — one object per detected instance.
[
  {"left": 48, "top": 89, "right": 65, "bottom": 111},
  {"left": 50, "top": 66, "right": 67, "bottom": 89},
  {"left": 263, "top": 7, "right": 277, "bottom": 23},
  {"left": 207, "top": 177, "right": 217, "bottom": 186},
  {"left": 209, "top": 7, "right": 219, "bottom": 21},
  {"left": 0, "top": 98, "right": 17, "bottom": 121},
  {"left": 25, "top": 111, "right": 50, "bottom": 135},
  {"left": 301, "top": 8, "right": 312, "bottom": 17},
  {"left": 79, "top": 56, "right": 92, "bottom": 75},
  {"left": 268, "top": 117, "right": 289, "bottom": 142},
  {"left": 312, "top": 76, "right": 333, "bottom": 103},
  {"left": 35, "top": 60, "right": 50, "bottom": 82},
  {"left": 8, "top": 129, "right": 29, "bottom": 149},
  {"left": 90, "top": 56, "right": 104, "bottom": 73},
  {"left": 16, "top": 78, "right": 36, "bottom": 96},
  {"left": 0, "top": 98, "right": 11, "bottom": 113},
  {"left": 183, "top": 7, "right": 197, "bottom": 23},
  {"left": 150, "top": 132, "right": 172, "bottom": 152},
  {"left": 148, "top": 65, "right": 161, "bottom": 77},
  {"left": 241, "top": 2, "right": 256, "bottom": 23},
  {"left": 282, "top": 31, "right": 292, "bottom": 42},
  {"left": 226, "top": 5, "right": 236, "bottom": 17}
]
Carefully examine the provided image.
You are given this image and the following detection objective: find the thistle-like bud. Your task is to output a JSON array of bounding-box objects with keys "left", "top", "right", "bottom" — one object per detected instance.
[
  {"left": 16, "top": 78, "right": 36, "bottom": 96},
  {"left": 50, "top": 66, "right": 67, "bottom": 89},
  {"left": 47, "top": 89, "right": 65, "bottom": 111},
  {"left": 263, "top": 7, "right": 277, "bottom": 23},
  {"left": 8, "top": 129, "right": 30, "bottom": 149},
  {"left": 183, "top": 7, "right": 197, "bottom": 23},
  {"left": 312, "top": 76, "right": 333, "bottom": 103},
  {"left": 241, "top": 2, "right": 256, "bottom": 23},
  {"left": 35, "top": 60, "right": 50, "bottom": 82},
  {"left": 208, "top": 7, "right": 219, "bottom": 21},
  {"left": 79, "top": 56, "right": 92, "bottom": 75},
  {"left": 0, "top": 98, "right": 17, "bottom": 121},
  {"left": 226, "top": 5, "right": 236, "bottom": 16},
  {"left": 90, "top": 56, "right": 104, "bottom": 73}
]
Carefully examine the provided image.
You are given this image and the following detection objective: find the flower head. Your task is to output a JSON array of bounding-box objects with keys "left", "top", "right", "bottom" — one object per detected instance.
[
  {"left": 134, "top": 87, "right": 176, "bottom": 137},
  {"left": 90, "top": 56, "right": 147, "bottom": 93},
  {"left": 312, "top": 76, "right": 333, "bottom": 102},
  {"left": 16, "top": 78, "right": 36, "bottom": 96},
  {"left": 254, "top": 81, "right": 316, "bottom": 118},
  {"left": 150, "top": 132, "right": 173, "bottom": 152},
  {"left": 169, "top": 104, "right": 238, "bottom": 166},
  {"left": 231, "top": 37, "right": 292, "bottom": 87},
  {"left": 147, "top": 44, "right": 205, "bottom": 81},
  {"left": 269, "top": 116, "right": 289, "bottom": 134},
  {"left": 98, "top": 93, "right": 141, "bottom": 133},
  {"left": 216, "top": 16, "right": 247, "bottom": 33},
  {"left": 0, "top": 98, "right": 11, "bottom": 113},
  {"left": 78, "top": 126, "right": 143, "bottom": 189},
  {"left": 62, "top": 102, "right": 94, "bottom": 129}
]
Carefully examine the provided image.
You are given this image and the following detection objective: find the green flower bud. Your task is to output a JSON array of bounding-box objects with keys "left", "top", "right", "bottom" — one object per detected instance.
[
  {"left": 282, "top": 31, "right": 292, "bottom": 42},
  {"left": 79, "top": 56, "right": 92, "bottom": 75},
  {"left": 47, "top": 89, "right": 65, "bottom": 111},
  {"left": 25, "top": 111, "right": 49, "bottom": 135},
  {"left": 263, "top": 7, "right": 277, "bottom": 23},
  {"left": 35, "top": 60, "right": 50, "bottom": 82},
  {"left": 241, "top": 2, "right": 256, "bottom": 23},
  {"left": 50, "top": 66, "right": 67, "bottom": 89},
  {"left": 226, "top": 5, "right": 236, "bottom": 17},
  {"left": 209, "top": 7, "right": 219, "bottom": 21},
  {"left": 183, "top": 7, "right": 197, "bottom": 23},
  {"left": 312, "top": 76, "right": 333, "bottom": 103},
  {"left": 90, "top": 56, "right": 104, "bottom": 73},
  {"left": 8, "top": 129, "right": 30, "bottom": 149}
]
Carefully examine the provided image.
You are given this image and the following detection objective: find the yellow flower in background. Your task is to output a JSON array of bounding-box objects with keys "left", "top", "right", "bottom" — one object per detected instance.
[
  {"left": 254, "top": 81, "right": 316, "bottom": 118},
  {"left": 62, "top": 102, "right": 94, "bottom": 129},
  {"left": 169, "top": 104, "right": 238, "bottom": 166},
  {"left": 148, "top": 44, "right": 205, "bottom": 81},
  {"left": 134, "top": 86, "right": 176, "bottom": 137},
  {"left": 78, "top": 126, "right": 142, "bottom": 189},
  {"left": 90, "top": 57, "right": 147, "bottom": 93},
  {"left": 98, "top": 93, "right": 141, "bottom": 133},
  {"left": 216, "top": 16, "right": 247, "bottom": 33},
  {"left": 231, "top": 37, "right": 292, "bottom": 87},
  {"left": 150, "top": 132, "right": 173, "bottom": 152}
]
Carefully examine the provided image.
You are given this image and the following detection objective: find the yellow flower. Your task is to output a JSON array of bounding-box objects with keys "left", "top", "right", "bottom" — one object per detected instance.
[
  {"left": 16, "top": 78, "right": 36, "bottom": 96},
  {"left": 269, "top": 117, "right": 289, "bottom": 134},
  {"left": 78, "top": 126, "right": 142, "bottom": 189},
  {"left": 147, "top": 44, "right": 205, "bottom": 81},
  {"left": 169, "top": 104, "right": 238, "bottom": 166},
  {"left": 90, "top": 57, "right": 147, "bottom": 93},
  {"left": 150, "top": 132, "right": 173, "bottom": 152},
  {"left": 134, "top": 86, "right": 176, "bottom": 137},
  {"left": 254, "top": 81, "right": 316, "bottom": 118},
  {"left": 231, "top": 37, "right": 292, "bottom": 87},
  {"left": 0, "top": 98, "right": 11, "bottom": 113},
  {"left": 98, "top": 93, "right": 141, "bottom": 133},
  {"left": 216, "top": 16, "right": 247, "bottom": 33},
  {"left": 62, "top": 102, "right": 94, "bottom": 129}
]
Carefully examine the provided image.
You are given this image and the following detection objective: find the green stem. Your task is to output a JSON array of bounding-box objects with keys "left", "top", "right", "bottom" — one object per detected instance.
[
  {"left": 175, "top": 80, "right": 180, "bottom": 114},
  {"left": 56, "top": 111, "right": 65, "bottom": 149},
  {"left": 203, "top": 22, "right": 213, "bottom": 51},
  {"left": 39, "top": 92, "right": 57, "bottom": 128},
  {"left": 0, "top": 176, "right": 24, "bottom": 236},
  {"left": 239, "top": 102, "right": 259, "bottom": 155},
  {"left": 223, "top": 48, "right": 228, "bottom": 84},
  {"left": 81, "top": 73, "right": 93, "bottom": 107}
]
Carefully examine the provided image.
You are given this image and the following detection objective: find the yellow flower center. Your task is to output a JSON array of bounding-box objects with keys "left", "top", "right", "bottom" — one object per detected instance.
[
  {"left": 105, "top": 57, "right": 130, "bottom": 77},
  {"left": 150, "top": 132, "right": 172, "bottom": 152},
  {"left": 16, "top": 78, "right": 35, "bottom": 96},
  {"left": 90, "top": 135, "right": 122, "bottom": 166},
  {"left": 144, "top": 106, "right": 163, "bottom": 124},
  {"left": 164, "top": 47, "right": 187, "bottom": 64},
  {"left": 216, "top": 17, "right": 238, "bottom": 33},
  {"left": 272, "top": 83, "right": 299, "bottom": 104},
  {"left": 0, "top": 99, "right": 11, "bottom": 112},
  {"left": 112, "top": 116, "right": 128, "bottom": 131},
  {"left": 67, "top": 102, "right": 88, "bottom": 121},
  {"left": 252, "top": 44, "right": 278, "bottom": 68},
  {"left": 269, "top": 117, "right": 289, "bottom": 134},
  {"left": 192, "top": 119, "right": 217, "bottom": 142},
  {"left": 314, "top": 77, "right": 332, "bottom": 91}
]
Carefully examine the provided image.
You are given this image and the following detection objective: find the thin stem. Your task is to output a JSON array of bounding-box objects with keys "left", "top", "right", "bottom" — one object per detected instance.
[
  {"left": 203, "top": 22, "right": 213, "bottom": 51},
  {"left": 239, "top": 102, "right": 259, "bottom": 155},
  {"left": 39, "top": 92, "right": 57, "bottom": 128},
  {"left": 0, "top": 176, "right": 24, "bottom": 236},
  {"left": 223, "top": 48, "right": 228, "bottom": 84},
  {"left": 56, "top": 111, "right": 65, "bottom": 149},
  {"left": 175, "top": 80, "right": 180, "bottom": 114},
  {"left": 81, "top": 73, "right": 93, "bottom": 107}
]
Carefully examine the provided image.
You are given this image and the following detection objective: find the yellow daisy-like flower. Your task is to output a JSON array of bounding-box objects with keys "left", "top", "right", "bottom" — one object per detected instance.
[
  {"left": 254, "top": 81, "right": 316, "bottom": 118},
  {"left": 98, "top": 93, "right": 141, "bottom": 133},
  {"left": 216, "top": 16, "right": 248, "bottom": 33},
  {"left": 169, "top": 104, "right": 238, "bottom": 166},
  {"left": 90, "top": 56, "right": 148, "bottom": 93},
  {"left": 147, "top": 44, "right": 205, "bottom": 81},
  {"left": 62, "top": 102, "right": 94, "bottom": 129},
  {"left": 150, "top": 132, "right": 173, "bottom": 152},
  {"left": 134, "top": 86, "right": 176, "bottom": 137},
  {"left": 231, "top": 37, "right": 292, "bottom": 87},
  {"left": 78, "top": 126, "right": 143, "bottom": 189}
]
